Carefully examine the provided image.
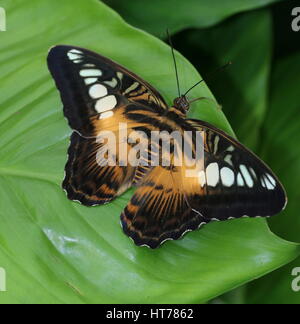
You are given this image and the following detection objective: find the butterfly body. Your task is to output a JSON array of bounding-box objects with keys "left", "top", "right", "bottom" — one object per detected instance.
[{"left": 48, "top": 45, "right": 287, "bottom": 249}]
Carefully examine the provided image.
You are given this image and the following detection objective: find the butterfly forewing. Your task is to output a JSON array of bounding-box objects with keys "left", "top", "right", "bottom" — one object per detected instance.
[
  {"left": 48, "top": 45, "right": 167, "bottom": 205},
  {"left": 184, "top": 119, "right": 287, "bottom": 220},
  {"left": 47, "top": 45, "right": 168, "bottom": 136}
]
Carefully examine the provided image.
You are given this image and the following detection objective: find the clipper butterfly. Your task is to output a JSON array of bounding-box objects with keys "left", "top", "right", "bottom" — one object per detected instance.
[{"left": 47, "top": 45, "right": 287, "bottom": 249}]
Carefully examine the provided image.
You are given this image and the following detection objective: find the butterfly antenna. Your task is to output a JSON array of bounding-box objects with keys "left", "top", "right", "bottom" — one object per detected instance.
[
  {"left": 184, "top": 62, "right": 232, "bottom": 97},
  {"left": 167, "top": 29, "right": 181, "bottom": 97}
]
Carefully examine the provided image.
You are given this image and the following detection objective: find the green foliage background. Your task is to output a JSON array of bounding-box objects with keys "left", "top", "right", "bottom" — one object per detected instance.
[{"left": 0, "top": 0, "right": 299, "bottom": 304}]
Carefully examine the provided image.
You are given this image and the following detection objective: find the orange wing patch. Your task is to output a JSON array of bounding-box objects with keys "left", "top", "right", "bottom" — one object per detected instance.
[{"left": 121, "top": 153, "right": 209, "bottom": 248}]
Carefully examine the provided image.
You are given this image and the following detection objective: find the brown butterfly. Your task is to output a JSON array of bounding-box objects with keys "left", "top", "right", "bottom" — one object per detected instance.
[{"left": 47, "top": 45, "right": 287, "bottom": 248}]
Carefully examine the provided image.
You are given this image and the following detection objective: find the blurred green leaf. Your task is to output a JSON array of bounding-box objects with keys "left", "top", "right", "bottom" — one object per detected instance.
[
  {"left": 245, "top": 51, "right": 300, "bottom": 304},
  {"left": 174, "top": 9, "right": 273, "bottom": 149},
  {"left": 0, "top": 0, "right": 299, "bottom": 304},
  {"left": 103, "top": 0, "right": 283, "bottom": 36},
  {"left": 210, "top": 286, "right": 246, "bottom": 304}
]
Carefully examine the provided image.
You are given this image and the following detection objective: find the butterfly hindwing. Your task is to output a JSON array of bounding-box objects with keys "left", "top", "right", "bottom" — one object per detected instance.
[
  {"left": 121, "top": 164, "right": 208, "bottom": 249},
  {"left": 63, "top": 132, "right": 136, "bottom": 206},
  {"left": 48, "top": 45, "right": 167, "bottom": 205}
]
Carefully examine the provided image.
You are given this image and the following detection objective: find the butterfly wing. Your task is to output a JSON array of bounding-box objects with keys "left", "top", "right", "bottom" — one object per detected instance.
[
  {"left": 47, "top": 45, "right": 168, "bottom": 136},
  {"left": 121, "top": 120, "right": 208, "bottom": 249},
  {"left": 47, "top": 45, "right": 167, "bottom": 205},
  {"left": 185, "top": 119, "right": 287, "bottom": 220},
  {"left": 62, "top": 131, "right": 137, "bottom": 206},
  {"left": 121, "top": 163, "right": 206, "bottom": 249},
  {"left": 121, "top": 118, "right": 287, "bottom": 248}
]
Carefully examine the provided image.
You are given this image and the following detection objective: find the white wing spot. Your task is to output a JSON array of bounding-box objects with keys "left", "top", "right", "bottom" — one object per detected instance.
[
  {"left": 117, "top": 72, "right": 123, "bottom": 80},
  {"left": 213, "top": 136, "right": 220, "bottom": 154},
  {"left": 100, "top": 111, "right": 114, "bottom": 119},
  {"left": 227, "top": 145, "right": 235, "bottom": 152},
  {"left": 95, "top": 95, "right": 117, "bottom": 113},
  {"left": 220, "top": 167, "right": 235, "bottom": 187},
  {"left": 84, "top": 78, "right": 98, "bottom": 85},
  {"left": 198, "top": 170, "right": 206, "bottom": 187},
  {"left": 80, "top": 69, "right": 102, "bottom": 77},
  {"left": 266, "top": 173, "right": 276, "bottom": 187},
  {"left": 83, "top": 64, "right": 96, "bottom": 67},
  {"left": 206, "top": 162, "right": 220, "bottom": 187},
  {"left": 124, "top": 81, "right": 139, "bottom": 94},
  {"left": 104, "top": 78, "right": 118, "bottom": 88},
  {"left": 69, "top": 49, "right": 83, "bottom": 54},
  {"left": 67, "top": 50, "right": 82, "bottom": 61},
  {"left": 89, "top": 84, "right": 108, "bottom": 99},
  {"left": 224, "top": 154, "right": 233, "bottom": 167},
  {"left": 240, "top": 164, "right": 254, "bottom": 187},
  {"left": 249, "top": 167, "right": 257, "bottom": 180},
  {"left": 261, "top": 177, "right": 266, "bottom": 188},
  {"left": 263, "top": 174, "right": 276, "bottom": 190},
  {"left": 237, "top": 172, "right": 244, "bottom": 186}
]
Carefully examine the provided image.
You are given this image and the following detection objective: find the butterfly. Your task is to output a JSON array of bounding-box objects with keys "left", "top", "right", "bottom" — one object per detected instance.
[{"left": 47, "top": 45, "right": 287, "bottom": 249}]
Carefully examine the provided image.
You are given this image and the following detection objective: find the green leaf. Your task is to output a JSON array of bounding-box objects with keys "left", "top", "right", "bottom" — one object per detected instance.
[
  {"left": 245, "top": 51, "right": 300, "bottom": 304},
  {"left": 103, "top": 0, "right": 283, "bottom": 36},
  {"left": 0, "top": 0, "right": 299, "bottom": 304},
  {"left": 175, "top": 9, "right": 272, "bottom": 149}
]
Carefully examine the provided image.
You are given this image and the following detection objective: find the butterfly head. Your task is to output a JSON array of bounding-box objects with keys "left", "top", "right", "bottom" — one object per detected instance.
[{"left": 173, "top": 95, "right": 190, "bottom": 114}]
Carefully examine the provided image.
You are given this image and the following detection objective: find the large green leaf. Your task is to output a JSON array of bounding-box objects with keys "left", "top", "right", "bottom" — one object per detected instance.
[
  {"left": 245, "top": 51, "right": 300, "bottom": 304},
  {"left": 0, "top": 0, "right": 299, "bottom": 304},
  {"left": 104, "top": 0, "right": 283, "bottom": 36}
]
